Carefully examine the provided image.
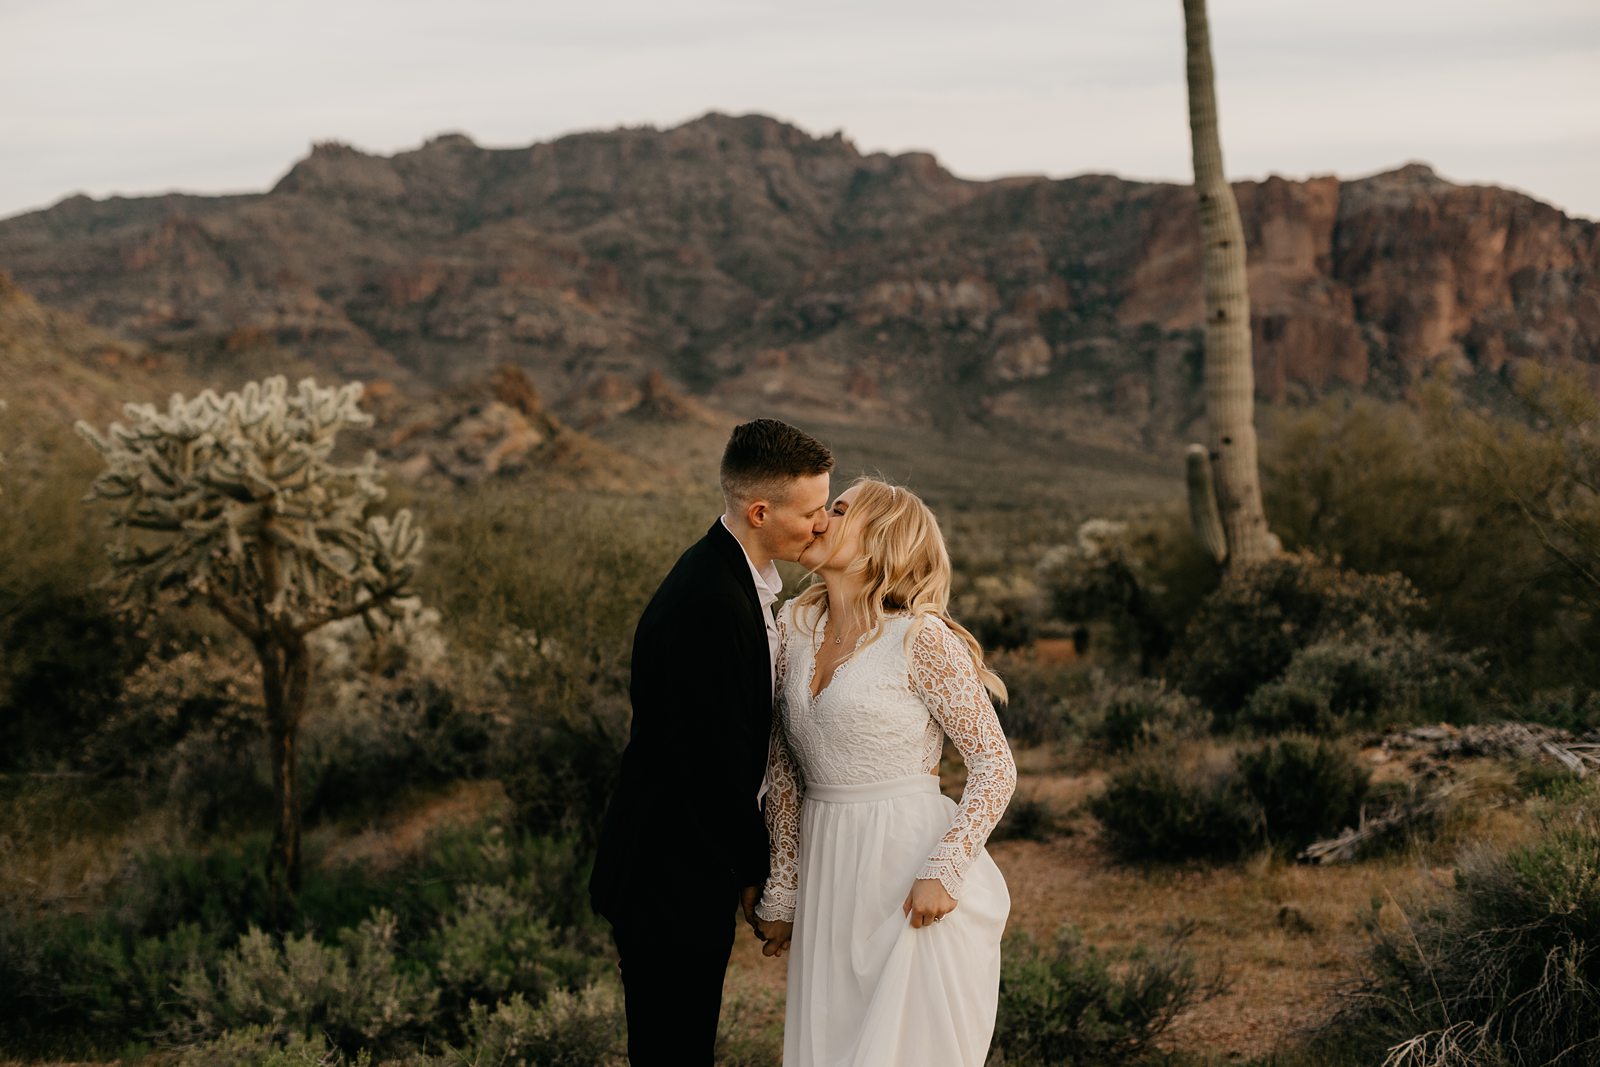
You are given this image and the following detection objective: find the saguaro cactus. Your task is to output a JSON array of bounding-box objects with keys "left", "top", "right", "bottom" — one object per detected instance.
[
  {"left": 1182, "top": 0, "right": 1276, "bottom": 566},
  {"left": 77, "top": 376, "right": 424, "bottom": 900}
]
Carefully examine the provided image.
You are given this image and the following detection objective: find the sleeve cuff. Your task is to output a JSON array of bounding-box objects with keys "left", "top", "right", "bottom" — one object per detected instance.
[
  {"left": 755, "top": 888, "right": 797, "bottom": 922},
  {"left": 916, "top": 852, "right": 965, "bottom": 901}
]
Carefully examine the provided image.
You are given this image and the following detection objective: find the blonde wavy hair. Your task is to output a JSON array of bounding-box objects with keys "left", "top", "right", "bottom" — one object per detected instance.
[{"left": 792, "top": 477, "right": 1007, "bottom": 702}]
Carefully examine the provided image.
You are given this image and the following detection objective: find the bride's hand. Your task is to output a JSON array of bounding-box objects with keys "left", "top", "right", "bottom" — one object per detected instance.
[
  {"left": 756, "top": 918, "right": 793, "bottom": 956},
  {"left": 902, "top": 878, "right": 956, "bottom": 928}
]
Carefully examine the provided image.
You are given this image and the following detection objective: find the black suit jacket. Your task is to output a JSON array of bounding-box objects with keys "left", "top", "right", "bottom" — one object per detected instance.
[{"left": 589, "top": 519, "right": 774, "bottom": 924}]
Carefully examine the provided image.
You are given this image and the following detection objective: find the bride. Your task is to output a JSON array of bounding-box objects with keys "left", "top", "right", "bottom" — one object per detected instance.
[{"left": 754, "top": 477, "right": 1016, "bottom": 1066}]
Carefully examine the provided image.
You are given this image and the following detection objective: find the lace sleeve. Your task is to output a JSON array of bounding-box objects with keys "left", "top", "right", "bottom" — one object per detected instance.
[
  {"left": 754, "top": 712, "right": 803, "bottom": 922},
  {"left": 908, "top": 617, "right": 1017, "bottom": 901}
]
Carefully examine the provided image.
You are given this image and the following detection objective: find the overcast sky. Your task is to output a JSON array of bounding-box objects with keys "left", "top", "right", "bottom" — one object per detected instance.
[{"left": 2, "top": 0, "right": 1597, "bottom": 222}]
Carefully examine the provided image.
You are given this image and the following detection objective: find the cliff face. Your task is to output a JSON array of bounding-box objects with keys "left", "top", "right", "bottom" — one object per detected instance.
[{"left": 1, "top": 114, "right": 1595, "bottom": 448}]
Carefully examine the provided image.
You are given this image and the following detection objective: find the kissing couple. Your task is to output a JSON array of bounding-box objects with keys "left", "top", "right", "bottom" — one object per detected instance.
[{"left": 590, "top": 419, "right": 1016, "bottom": 1066}]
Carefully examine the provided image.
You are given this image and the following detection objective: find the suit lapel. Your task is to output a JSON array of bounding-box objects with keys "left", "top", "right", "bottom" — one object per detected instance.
[{"left": 706, "top": 519, "right": 770, "bottom": 687}]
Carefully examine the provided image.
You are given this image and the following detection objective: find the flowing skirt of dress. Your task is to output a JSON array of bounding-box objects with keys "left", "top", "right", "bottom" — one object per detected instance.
[{"left": 782, "top": 774, "right": 1010, "bottom": 1067}]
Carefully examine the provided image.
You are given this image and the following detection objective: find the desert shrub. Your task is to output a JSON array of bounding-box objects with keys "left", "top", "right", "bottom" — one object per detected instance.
[
  {"left": 1241, "top": 629, "right": 1484, "bottom": 735},
  {"left": 0, "top": 586, "right": 143, "bottom": 770},
  {"left": 957, "top": 572, "right": 1044, "bottom": 650},
  {"left": 174, "top": 1025, "right": 374, "bottom": 1067},
  {"left": 1519, "top": 686, "right": 1600, "bottom": 734},
  {"left": 494, "top": 685, "right": 629, "bottom": 847},
  {"left": 989, "top": 924, "right": 1221, "bottom": 1066},
  {"left": 1264, "top": 382, "right": 1600, "bottom": 694},
  {"left": 302, "top": 678, "right": 493, "bottom": 823},
  {"left": 1328, "top": 785, "right": 1600, "bottom": 1064},
  {"left": 424, "top": 882, "right": 602, "bottom": 1021},
  {"left": 1036, "top": 513, "right": 1218, "bottom": 673},
  {"left": 1171, "top": 551, "right": 1427, "bottom": 724},
  {"left": 1092, "top": 737, "right": 1374, "bottom": 862},
  {"left": 991, "top": 791, "right": 1064, "bottom": 843},
  {"left": 80, "top": 647, "right": 270, "bottom": 829},
  {"left": 1088, "top": 678, "right": 1210, "bottom": 753},
  {"left": 1088, "top": 749, "right": 1259, "bottom": 862},
  {"left": 450, "top": 984, "right": 627, "bottom": 1067},
  {"left": 172, "top": 909, "right": 436, "bottom": 1055},
  {"left": 416, "top": 484, "right": 690, "bottom": 672},
  {"left": 0, "top": 431, "right": 137, "bottom": 771},
  {"left": 1236, "top": 737, "right": 1370, "bottom": 855},
  {"left": 109, "top": 837, "right": 277, "bottom": 939},
  {"left": 0, "top": 906, "right": 223, "bottom": 1054},
  {"left": 0, "top": 820, "right": 612, "bottom": 1057},
  {"left": 994, "top": 658, "right": 1095, "bottom": 747}
]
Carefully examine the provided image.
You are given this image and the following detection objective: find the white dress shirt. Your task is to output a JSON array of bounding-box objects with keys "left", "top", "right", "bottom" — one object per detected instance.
[{"left": 720, "top": 514, "right": 782, "bottom": 697}]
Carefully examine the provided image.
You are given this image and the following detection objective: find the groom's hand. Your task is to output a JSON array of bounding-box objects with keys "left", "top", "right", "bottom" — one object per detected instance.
[
  {"left": 739, "top": 885, "right": 761, "bottom": 931},
  {"left": 756, "top": 918, "right": 793, "bottom": 957}
]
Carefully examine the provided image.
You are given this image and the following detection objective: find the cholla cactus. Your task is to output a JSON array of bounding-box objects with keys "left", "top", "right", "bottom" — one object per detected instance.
[
  {"left": 1182, "top": 0, "right": 1277, "bottom": 566},
  {"left": 77, "top": 375, "right": 424, "bottom": 897}
]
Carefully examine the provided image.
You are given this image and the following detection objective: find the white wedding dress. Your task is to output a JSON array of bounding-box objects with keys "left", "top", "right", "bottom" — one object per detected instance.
[{"left": 756, "top": 600, "right": 1017, "bottom": 1067}]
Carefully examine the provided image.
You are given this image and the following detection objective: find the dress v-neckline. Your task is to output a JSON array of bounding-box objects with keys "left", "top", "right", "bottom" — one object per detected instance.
[
  {"left": 804, "top": 607, "right": 911, "bottom": 703},
  {"left": 807, "top": 623, "right": 873, "bottom": 704}
]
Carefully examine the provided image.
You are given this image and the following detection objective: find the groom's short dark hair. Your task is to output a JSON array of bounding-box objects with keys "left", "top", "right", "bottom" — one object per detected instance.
[{"left": 720, "top": 419, "right": 833, "bottom": 506}]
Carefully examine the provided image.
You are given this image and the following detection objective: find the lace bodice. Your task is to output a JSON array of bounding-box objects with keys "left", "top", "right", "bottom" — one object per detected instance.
[{"left": 756, "top": 600, "right": 1017, "bottom": 922}]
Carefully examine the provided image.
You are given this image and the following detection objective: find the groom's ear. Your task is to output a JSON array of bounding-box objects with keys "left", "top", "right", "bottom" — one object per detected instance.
[{"left": 745, "top": 498, "right": 771, "bottom": 528}]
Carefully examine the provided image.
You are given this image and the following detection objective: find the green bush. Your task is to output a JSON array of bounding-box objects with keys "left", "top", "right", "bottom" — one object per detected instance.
[
  {"left": 1089, "top": 679, "right": 1210, "bottom": 753},
  {"left": 0, "top": 907, "right": 219, "bottom": 1053},
  {"left": 1520, "top": 686, "right": 1600, "bottom": 734},
  {"left": 0, "top": 432, "right": 135, "bottom": 772},
  {"left": 0, "top": 821, "right": 611, "bottom": 1057},
  {"left": 1088, "top": 750, "right": 1259, "bottom": 862},
  {"left": 990, "top": 924, "right": 1221, "bottom": 1065},
  {"left": 1328, "top": 785, "right": 1600, "bottom": 1064},
  {"left": 111, "top": 837, "right": 276, "bottom": 938},
  {"left": 1035, "top": 511, "right": 1220, "bottom": 673},
  {"left": 1242, "top": 630, "right": 1483, "bottom": 735},
  {"left": 0, "top": 587, "right": 143, "bottom": 771},
  {"left": 302, "top": 678, "right": 493, "bottom": 823},
  {"left": 451, "top": 984, "right": 627, "bottom": 1067},
  {"left": 991, "top": 791, "right": 1064, "bottom": 843},
  {"left": 1263, "top": 383, "right": 1600, "bottom": 694},
  {"left": 80, "top": 648, "right": 269, "bottom": 830},
  {"left": 174, "top": 1025, "right": 373, "bottom": 1067},
  {"left": 1091, "top": 738, "right": 1373, "bottom": 862},
  {"left": 495, "top": 689, "right": 628, "bottom": 847},
  {"left": 172, "top": 909, "right": 436, "bottom": 1054},
  {"left": 1236, "top": 737, "right": 1370, "bottom": 855},
  {"left": 994, "top": 658, "right": 1095, "bottom": 747},
  {"left": 425, "top": 882, "right": 601, "bottom": 1021},
  {"left": 1171, "top": 551, "right": 1427, "bottom": 724}
]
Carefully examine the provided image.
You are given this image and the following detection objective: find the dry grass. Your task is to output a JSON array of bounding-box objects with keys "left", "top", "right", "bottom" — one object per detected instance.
[{"left": 0, "top": 777, "right": 180, "bottom": 915}]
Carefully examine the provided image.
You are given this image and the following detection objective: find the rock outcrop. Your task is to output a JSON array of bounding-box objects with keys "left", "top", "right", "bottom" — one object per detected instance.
[{"left": 1, "top": 115, "right": 1594, "bottom": 449}]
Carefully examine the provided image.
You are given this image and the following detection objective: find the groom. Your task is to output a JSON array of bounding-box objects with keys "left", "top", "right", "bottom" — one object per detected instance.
[{"left": 590, "top": 418, "right": 833, "bottom": 1064}]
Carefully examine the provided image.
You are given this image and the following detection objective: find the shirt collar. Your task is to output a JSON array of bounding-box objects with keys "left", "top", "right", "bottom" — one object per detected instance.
[{"left": 719, "top": 514, "right": 782, "bottom": 606}]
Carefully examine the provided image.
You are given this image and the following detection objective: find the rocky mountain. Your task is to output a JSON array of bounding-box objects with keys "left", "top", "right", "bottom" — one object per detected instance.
[
  {"left": 0, "top": 269, "right": 184, "bottom": 428},
  {"left": 0, "top": 271, "right": 690, "bottom": 493},
  {"left": 1, "top": 112, "right": 1595, "bottom": 455}
]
